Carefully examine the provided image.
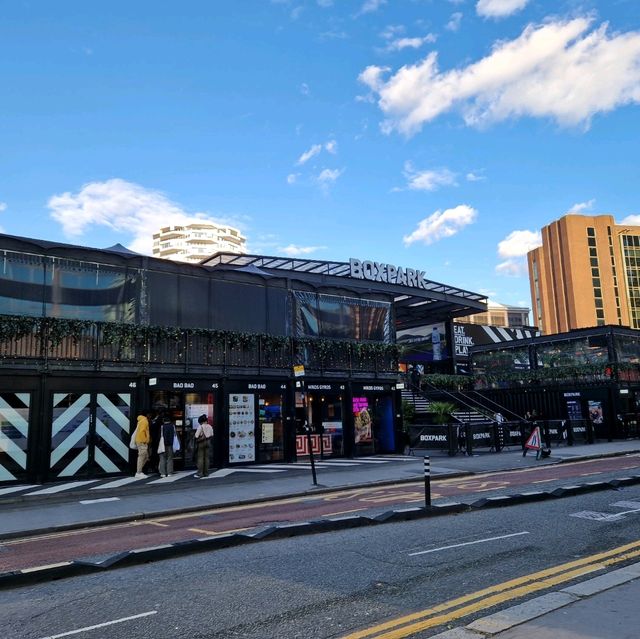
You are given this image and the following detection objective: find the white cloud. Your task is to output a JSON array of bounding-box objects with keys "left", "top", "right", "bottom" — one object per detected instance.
[
  {"left": 297, "top": 140, "right": 337, "bottom": 165},
  {"left": 495, "top": 228, "right": 541, "bottom": 276},
  {"left": 386, "top": 34, "right": 437, "bottom": 52},
  {"left": 359, "top": 17, "right": 640, "bottom": 136},
  {"left": 476, "top": 0, "right": 529, "bottom": 19},
  {"left": 300, "top": 82, "right": 311, "bottom": 96},
  {"left": 278, "top": 244, "right": 327, "bottom": 256},
  {"left": 47, "top": 178, "right": 240, "bottom": 255},
  {"left": 566, "top": 198, "right": 595, "bottom": 214},
  {"left": 317, "top": 168, "right": 343, "bottom": 188},
  {"left": 403, "top": 204, "right": 477, "bottom": 245},
  {"left": 325, "top": 139, "right": 338, "bottom": 154},
  {"left": 619, "top": 214, "right": 640, "bottom": 225},
  {"left": 402, "top": 162, "right": 457, "bottom": 191},
  {"left": 287, "top": 173, "right": 300, "bottom": 184},
  {"left": 381, "top": 25, "right": 405, "bottom": 40},
  {"left": 466, "top": 171, "right": 485, "bottom": 182},
  {"left": 359, "top": 0, "right": 386, "bottom": 15},
  {"left": 497, "top": 229, "right": 541, "bottom": 257},
  {"left": 297, "top": 144, "right": 323, "bottom": 165},
  {"left": 0, "top": 202, "right": 6, "bottom": 212},
  {"left": 446, "top": 12, "right": 463, "bottom": 32}
]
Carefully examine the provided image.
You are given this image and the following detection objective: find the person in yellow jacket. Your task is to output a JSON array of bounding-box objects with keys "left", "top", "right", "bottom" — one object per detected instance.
[{"left": 135, "top": 411, "right": 151, "bottom": 478}]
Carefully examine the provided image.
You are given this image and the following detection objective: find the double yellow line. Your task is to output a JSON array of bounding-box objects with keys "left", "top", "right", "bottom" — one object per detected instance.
[{"left": 341, "top": 539, "right": 640, "bottom": 639}]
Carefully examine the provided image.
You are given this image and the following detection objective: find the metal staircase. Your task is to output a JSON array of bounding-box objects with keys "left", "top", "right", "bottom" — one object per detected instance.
[{"left": 401, "top": 380, "right": 518, "bottom": 426}]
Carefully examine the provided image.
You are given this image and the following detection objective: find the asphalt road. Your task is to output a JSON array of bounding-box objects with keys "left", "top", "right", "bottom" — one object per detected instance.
[
  {"left": 3, "top": 483, "right": 640, "bottom": 638},
  {"left": 2, "top": 454, "right": 639, "bottom": 574}
]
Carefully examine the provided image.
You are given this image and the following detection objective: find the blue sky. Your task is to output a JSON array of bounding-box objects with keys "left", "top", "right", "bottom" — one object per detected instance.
[{"left": 2, "top": 0, "right": 640, "bottom": 310}]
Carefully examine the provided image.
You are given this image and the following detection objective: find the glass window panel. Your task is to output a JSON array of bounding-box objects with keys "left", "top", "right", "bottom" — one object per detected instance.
[
  {"left": 44, "top": 259, "right": 137, "bottom": 322},
  {"left": 0, "top": 253, "right": 45, "bottom": 316}
]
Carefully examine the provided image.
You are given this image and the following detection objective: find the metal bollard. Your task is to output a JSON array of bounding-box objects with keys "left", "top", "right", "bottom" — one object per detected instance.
[{"left": 424, "top": 456, "right": 431, "bottom": 508}]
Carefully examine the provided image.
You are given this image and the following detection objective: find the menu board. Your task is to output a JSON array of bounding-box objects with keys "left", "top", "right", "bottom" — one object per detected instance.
[
  {"left": 261, "top": 423, "right": 274, "bottom": 444},
  {"left": 229, "top": 394, "right": 255, "bottom": 463}
]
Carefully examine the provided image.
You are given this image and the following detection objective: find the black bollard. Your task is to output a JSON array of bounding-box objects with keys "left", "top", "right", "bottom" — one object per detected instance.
[{"left": 424, "top": 456, "right": 431, "bottom": 508}]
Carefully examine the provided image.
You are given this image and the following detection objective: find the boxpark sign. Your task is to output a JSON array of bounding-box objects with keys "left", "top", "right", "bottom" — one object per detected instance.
[{"left": 349, "top": 258, "right": 428, "bottom": 290}]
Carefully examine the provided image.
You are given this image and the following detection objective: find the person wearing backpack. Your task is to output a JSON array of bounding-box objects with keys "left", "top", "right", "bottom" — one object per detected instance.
[{"left": 194, "top": 414, "right": 213, "bottom": 478}]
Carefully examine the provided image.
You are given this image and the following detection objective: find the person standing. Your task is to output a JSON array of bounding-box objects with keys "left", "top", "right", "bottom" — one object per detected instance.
[
  {"left": 134, "top": 411, "right": 150, "bottom": 479},
  {"left": 194, "top": 414, "right": 213, "bottom": 478},
  {"left": 148, "top": 410, "right": 161, "bottom": 475},
  {"left": 158, "top": 411, "right": 177, "bottom": 478}
]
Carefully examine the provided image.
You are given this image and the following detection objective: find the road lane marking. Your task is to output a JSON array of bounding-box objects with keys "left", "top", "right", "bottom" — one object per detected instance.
[
  {"left": 146, "top": 521, "right": 170, "bottom": 528},
  {"left": 189, "top": 527, "right": 250, "bottom": 536},
  {"left": 340, "top": 539, "right": 640, "bottom": 639},
  {"left": 78, "top": 497, "right": 120, "bottom": 505},
  {"left": 38, "top": 610, "right": 158, "bottom": 639},
  {"left": 409, "top": 532, "right": 530, "bottom": 557}
]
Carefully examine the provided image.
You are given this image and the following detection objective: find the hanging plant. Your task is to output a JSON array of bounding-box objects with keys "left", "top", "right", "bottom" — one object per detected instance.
[
  {"left": 46, "top": 318, "right": 93, "bottom": 346},
  {"left": 227, "top": 331, "right": 258, "bottom": 350},
  {"left": 101, "top": 322, "right": 146, "bottom": 347},
  {"left": 0, "top": 315, "right": 41, "bottom": 343},
  {"left": 261, "top": 334, "right": 290, "bottom": 351},
  {"left": 146, "top": 325, "right": 183, "bottom": 344}
]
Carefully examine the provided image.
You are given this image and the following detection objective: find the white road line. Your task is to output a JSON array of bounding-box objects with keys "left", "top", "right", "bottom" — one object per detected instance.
[
  {"left": 79, "top": 497, "right": 121, "bottom": 505},
  {"left": 0, "top": 484, "right": 39, "bottom": 496},
  {"left": 409, "top": 531, "right": 530, "bottom": 557},
  {"left": 148, "top": 470, "right": 195, "bottom": 484},
  {"left": 37, "top": 610, "right": 158, "bottom": 639},
  {"left": 28, "top": 480, "right": 99, "bottom": 495},
  {"left": 90, "top": 477, "right": 143, "bottom": 490}
]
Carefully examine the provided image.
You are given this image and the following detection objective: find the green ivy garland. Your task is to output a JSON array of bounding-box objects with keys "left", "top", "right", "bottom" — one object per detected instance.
[
  {"left": 0, "top": 313, "right": 399, "bottom": 372},
  {"left": 0, "top": 315, "right": 41, "bottom": 342},
  {"left": 46, "top": 318, "right": 94, "bottom": 346}
]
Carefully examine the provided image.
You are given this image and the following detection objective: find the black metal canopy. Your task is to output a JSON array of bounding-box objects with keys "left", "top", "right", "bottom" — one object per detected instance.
[{"left": 203, "top": 253, "right": 487, "bottom": 330}]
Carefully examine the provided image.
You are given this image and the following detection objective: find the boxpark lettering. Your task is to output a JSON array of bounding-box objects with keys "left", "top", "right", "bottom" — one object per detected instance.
[
  {"left": 420, "top": 434, "right": 447, "bottom": 442},
  {"left": 350, "top": 258, "right": 427, "bottom": 289}
]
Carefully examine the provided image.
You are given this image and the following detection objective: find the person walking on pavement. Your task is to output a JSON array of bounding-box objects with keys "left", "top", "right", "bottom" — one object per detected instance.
[
  {"left": 135, "top": 411, "right": 151, "bottom": 479},
  {"left": 158, "top": 411, "right": 177, "bottom": 478},
  {"left": 194, "top": 414, "right": 213, "bottom": 478}
]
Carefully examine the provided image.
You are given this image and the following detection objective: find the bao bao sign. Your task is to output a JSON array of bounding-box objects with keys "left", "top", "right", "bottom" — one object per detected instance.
[{"left": 350, "top": 258, "right": 427, "bottom": 289}]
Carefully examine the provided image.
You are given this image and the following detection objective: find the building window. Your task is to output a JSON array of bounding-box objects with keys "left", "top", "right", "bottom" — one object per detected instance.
[
  {"left": 587, "top": 227, "right": 595, "bottom": 237},
  {"left": 590, "top": 258, "right": 599, "bottom": 267}
]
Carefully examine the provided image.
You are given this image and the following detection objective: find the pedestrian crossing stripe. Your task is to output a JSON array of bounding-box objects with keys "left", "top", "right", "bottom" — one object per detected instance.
[{"left": 525, "top": 426, "right": 541, "bottom": 450}]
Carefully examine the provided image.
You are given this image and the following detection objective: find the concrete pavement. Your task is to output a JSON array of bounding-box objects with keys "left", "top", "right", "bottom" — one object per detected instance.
[{"left": 433, "top": 561, "right": 640, "bottom": 639}]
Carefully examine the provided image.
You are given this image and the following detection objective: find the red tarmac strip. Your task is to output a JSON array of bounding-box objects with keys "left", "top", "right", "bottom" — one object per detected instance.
[{"left": 1, "top": 455, "right": 638, "bottom": 573}]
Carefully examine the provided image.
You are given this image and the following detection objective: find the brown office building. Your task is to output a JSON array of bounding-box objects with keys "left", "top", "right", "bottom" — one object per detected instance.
[{"left": 528, "top": 214, "right": 640, "bottom": 334}]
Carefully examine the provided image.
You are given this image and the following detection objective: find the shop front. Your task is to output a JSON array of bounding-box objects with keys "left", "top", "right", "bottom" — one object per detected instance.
[
  {"left": 225, "top": 379, "right": 292, "bottom": 465},
  {"left": 296, "top": 381, "right": 346, "bottom": 459},
  {"left": 351, "top": 382, "right": 396, "bottom": 456},
  {"left": 148, "top": 377, "right": 220, "bottom": 471}
]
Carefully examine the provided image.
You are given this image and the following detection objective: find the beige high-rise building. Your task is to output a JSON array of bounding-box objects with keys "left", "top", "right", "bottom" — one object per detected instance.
[
  {"left": 152, "top": 222, "right": 247, "bottom": 264},
  {"left": 527, "top": 214, "right": 640, "bottom": 334},
  {"left": 455, "top": 300, "right": 531, "bottom": 328}
]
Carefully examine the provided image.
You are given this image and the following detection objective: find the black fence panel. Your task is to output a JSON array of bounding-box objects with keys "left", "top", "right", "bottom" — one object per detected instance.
[{"left": 408, "top": 425, "right": 458, "bottom": 456}]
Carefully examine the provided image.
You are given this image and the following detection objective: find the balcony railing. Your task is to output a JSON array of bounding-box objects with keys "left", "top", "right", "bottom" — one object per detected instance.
[{"left": 0, "top": 315, "right": 398, "bottom": 375}]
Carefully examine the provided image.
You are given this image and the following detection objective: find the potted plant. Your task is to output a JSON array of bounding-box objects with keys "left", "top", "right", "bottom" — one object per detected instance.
[{"left": 429, "top": 401, "right": 457, "bottom": 425}]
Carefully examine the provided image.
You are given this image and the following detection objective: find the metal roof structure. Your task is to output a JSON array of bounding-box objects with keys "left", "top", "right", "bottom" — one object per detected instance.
[{"left": 203, "top": 252, "right": 488, "bottom": 330}]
